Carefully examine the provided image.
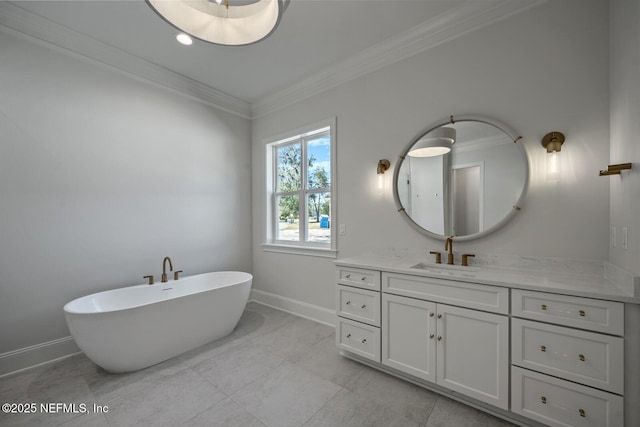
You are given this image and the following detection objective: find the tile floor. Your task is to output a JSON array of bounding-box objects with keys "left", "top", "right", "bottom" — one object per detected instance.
[{"left": 0, "top": 302, "right": 516, "bottom": 427}]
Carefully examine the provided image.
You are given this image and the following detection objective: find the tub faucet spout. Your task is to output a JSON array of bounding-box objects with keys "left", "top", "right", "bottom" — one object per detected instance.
[{"left": 162, "top": 257, "right": 173, "bottom": 283}]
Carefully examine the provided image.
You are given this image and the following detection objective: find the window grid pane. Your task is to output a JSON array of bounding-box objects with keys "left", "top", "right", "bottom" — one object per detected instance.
[
  {"left": 306, "top": 132, "right": 331, "bottom": 190},
  {"left": 276, "top": 195, "right": 300, "bottom": 242},
  {"left": 306, "top": 192, "right": 331, "bottom": 243},
  {"left": 277, "top": 142, "right": 302, "bottom": 192}
]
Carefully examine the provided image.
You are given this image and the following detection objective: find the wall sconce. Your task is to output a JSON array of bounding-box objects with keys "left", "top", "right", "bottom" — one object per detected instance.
[
  {"left": 377, "top": 159, "right": 390, "bottom": 190},
  {"left": 541, "top": 131, "right": 565, "bottom": 182}
]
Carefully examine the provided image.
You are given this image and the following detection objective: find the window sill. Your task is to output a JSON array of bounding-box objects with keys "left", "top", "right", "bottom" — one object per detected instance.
[{"left": 262, "top": 243, "right": 337, "bottom": 259}]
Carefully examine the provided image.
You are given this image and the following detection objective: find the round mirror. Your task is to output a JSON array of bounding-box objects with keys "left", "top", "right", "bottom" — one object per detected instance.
[{"left": 393, "top": 115, "right": 529, "bottom": 241}]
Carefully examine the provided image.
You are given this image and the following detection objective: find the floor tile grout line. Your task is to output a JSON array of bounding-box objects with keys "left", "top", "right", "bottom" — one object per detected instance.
[{"left": 299, "top": 385, "right": 346, "bottom": 427}]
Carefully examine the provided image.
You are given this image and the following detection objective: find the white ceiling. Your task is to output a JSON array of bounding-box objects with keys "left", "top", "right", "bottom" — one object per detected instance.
[{"left": 1, "top": 0, "right": 545, "bottom": 117}]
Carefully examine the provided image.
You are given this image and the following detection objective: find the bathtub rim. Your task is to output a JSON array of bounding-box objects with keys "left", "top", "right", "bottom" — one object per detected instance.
[{"left": 63, "top": 271, "right": 252, "bottom": 315}]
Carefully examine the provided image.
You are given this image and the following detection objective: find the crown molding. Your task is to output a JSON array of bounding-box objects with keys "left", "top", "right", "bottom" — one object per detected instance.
[
  {"left": 0, "top": 2, "right": 252, "bottom": 119},
  {"left": 251, "top": 0, "right": 547, "bottom": 119},
  {"left": 0, "top": 1, "right": 546, "bottom": 121}
]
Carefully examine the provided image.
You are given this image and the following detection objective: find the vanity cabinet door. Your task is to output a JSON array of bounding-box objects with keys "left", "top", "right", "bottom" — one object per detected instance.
[
  {"left": 436, "top": 304, "right": 509, "bottom": 410},
  {"left": 382, "top": 293, "right": 436, "bottom": 382}
]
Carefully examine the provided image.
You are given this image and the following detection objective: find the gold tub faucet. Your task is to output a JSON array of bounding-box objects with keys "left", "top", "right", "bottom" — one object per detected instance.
[{"left": 162, "top": 256, "right": 173, "bottom": 283}]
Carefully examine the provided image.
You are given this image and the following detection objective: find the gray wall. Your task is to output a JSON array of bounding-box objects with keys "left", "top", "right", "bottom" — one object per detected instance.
[
  {"left": 610, "top": 0, "right": 640, "bottom": 275},
  {"left": 251, "top": 0, "right": 611, "bottom": 312},
  {"left": 0, "top": 32, "right": 252, "bottom": 354}
]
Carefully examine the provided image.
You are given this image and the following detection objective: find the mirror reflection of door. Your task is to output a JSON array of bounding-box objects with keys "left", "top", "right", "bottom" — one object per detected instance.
[
  {"left": 451, "top": 163, "right": 484, "bottom": 236},
  {"left": 408, "top": 155, "right": 448, "bottom": 235}
]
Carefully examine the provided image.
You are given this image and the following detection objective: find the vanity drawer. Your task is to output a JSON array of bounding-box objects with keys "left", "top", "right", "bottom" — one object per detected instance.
[
  {"left": 512, "top": 366, "right": 623, "bottom": 427},
  {"left": 382, "top": 272, "right": 508, "bottom": 314},
  {"left": 336, "top": 317, "right": 380, "bottom": 362},
  {"left": 512, "top": 318, "right": 623, "bottom": 394},
  {"left": 512, "top": 289, "right": 624, "bottom": 335},
  {"left": 337, "top": 267, "right": 381, "bottom": 291},
  {"left": 336, "top": 285, "right": 380, "bottom": 326}
]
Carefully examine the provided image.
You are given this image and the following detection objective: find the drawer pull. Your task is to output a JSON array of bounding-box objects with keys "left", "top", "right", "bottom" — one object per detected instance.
[
  {"left": 361, "top": 304, "right": 366, "bottom": 309},
  {"left": 346, "top": 274, "right": 351, "bottom": 279},
  {"left": 345, "top": 301, "right": 351, "bottom": 305},
  {"left": 578, "top": 354, "right": 586, "bottom": 362},
  {"left": 541, "top": 395, "right": 585, "bottom": 417},
  {"left": 361, "top": 277, "right": 366, "bottom": 281},
  {"left": 361, "top": 339, "right": 367, "bottom": 344},
  {"left": 541, "top": 345, "right": 574, "bottom": 360},
  {"left": 430, "top": 334, "right": 435, "bottom": 339},
  {"left": 540, "top": 304, "right": 587, "bottom": 318},
  {"left": 346, "top": 334, "right": 351, "bottom": 338}
]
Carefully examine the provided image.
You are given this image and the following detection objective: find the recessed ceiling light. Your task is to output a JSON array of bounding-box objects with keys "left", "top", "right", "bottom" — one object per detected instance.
[{"left": 176, "top": 33, "right": 193, "bottom": 46}]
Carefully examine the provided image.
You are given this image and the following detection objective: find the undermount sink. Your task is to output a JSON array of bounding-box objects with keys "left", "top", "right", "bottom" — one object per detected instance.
[{"left": 410, "top": 262, "right": 480, "bottom": 276}]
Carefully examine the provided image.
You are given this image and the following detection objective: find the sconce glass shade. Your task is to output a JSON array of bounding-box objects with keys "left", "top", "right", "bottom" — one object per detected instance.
[
  {"left": 147, "top": 0, "right": 289, "bottom": 46},
  {"left": 408, "top": 127, "right": 456, "bottom": 157}
]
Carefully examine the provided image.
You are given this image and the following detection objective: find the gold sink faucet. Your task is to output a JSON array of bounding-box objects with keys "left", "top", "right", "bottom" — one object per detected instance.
[
  {"left": 445, "top": 236, "right": 454, "bottom": 265},
  {"left": 162, "top": 256, "right": 173, "bottom": 283}
]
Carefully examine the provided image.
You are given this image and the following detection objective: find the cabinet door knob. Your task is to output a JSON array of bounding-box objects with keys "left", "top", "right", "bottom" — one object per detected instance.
[
  {"left": 541, "top": 304, "right": 547, "bottom": 310},
  {"left": 345, "top": 301, "right": 351, "bottom": 305},
  {"left": 346, "top": 274, "right": 351, "bottom": 279},
  {"left": 579, "top": 409, "right": 586, "bottom": 417},
  {"left": 361, "top": 304, "right": 366, "bottom": 309},
  {"left": 429, "top": 312, "right": 435, "bottom": 317},
  {"left": 541, "top": 396, "right": 547, "bottom": 404},
  {"left": 437, "top": 314, "right": 442, "bottom": 319},
  {"left": 361, "top": 339, "right": 367, "bottom": 344},
  {"left": 540, "top": 345, "right": 547, "bottom": 352},
  {"left": 579, "top": 309, "right": 586, "bottom": 317},
  {"left": 429, "top": 334, "right": 435, "bottom": 339},
  {"left": 346, "top": 334, "right": 351, "bottom": 338},
  {"left": 361, "top": 277, "right": 366, "bottom": 281},
  {"left": 437, "top": 336, "right": 442, "bottom": 341},
  {"left": 578, "top": 354, "right": 586, "bottom": 362}
]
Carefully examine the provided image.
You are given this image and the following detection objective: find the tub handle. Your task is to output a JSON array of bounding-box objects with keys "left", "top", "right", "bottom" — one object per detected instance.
[
  {"left": 143, "top": 275, "right": 154, "bottom": 285},
  {"left": 174, "top": 270, "right": 183, "bottom": 280}
]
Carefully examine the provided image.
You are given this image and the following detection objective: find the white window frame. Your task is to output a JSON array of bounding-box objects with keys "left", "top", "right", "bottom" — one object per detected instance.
[{"left": 263, "top": 117, "right": 337, "bottom": 258}]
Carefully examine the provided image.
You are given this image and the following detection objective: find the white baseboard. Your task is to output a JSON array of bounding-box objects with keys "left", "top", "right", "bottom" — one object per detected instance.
[
  {"left": 250, "top": 289, "right": 336, "bottom": 327},
  {"left": 0, "top": 336, "right": 79, "bottom": 378}
]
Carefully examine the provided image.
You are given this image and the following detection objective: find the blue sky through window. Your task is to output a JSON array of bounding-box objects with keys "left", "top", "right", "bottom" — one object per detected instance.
[{"left": 308, "top": 135, "right": 330, "bottom": 185}]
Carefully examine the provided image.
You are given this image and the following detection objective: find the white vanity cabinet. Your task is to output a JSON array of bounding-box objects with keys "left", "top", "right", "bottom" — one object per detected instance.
[
  {"left": 335, "top": 267, "right": 381, "bottom": 362},
  {"left": 335, "top": 259, "right": 638, "bottom": 427},
  {"left": 511, "top": 289, "right": 625, "bottom": 427},
  {"left": 381, "top": 277, "right": 509, "bottom": 410}
]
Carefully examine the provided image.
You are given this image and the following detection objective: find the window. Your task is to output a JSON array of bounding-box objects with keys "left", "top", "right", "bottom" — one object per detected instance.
[{"left": 264, "top": 118, "right": 336, "bottom": 257}]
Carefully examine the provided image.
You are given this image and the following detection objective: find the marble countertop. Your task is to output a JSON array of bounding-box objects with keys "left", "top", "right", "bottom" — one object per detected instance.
[{"left": 335, "top": 254, "right": 640, "bottom": 303}]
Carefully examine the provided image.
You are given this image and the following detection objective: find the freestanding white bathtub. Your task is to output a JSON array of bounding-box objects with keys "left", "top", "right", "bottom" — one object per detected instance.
[{"left": 64, "top": 271, "right": 252, "bottom": 373}]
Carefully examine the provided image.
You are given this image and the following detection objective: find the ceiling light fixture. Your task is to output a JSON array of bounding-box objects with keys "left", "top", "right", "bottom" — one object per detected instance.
[
  {"left": 408, "top": 127, "right": 456, "bottom": 158},
  {"left": 147, "top": 0, "right": 290, "bottom": 46},
  {"left": 176, "top": 33, "right": 193, "bottom": 45}
]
